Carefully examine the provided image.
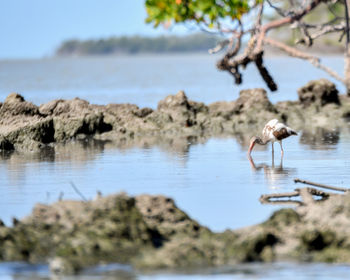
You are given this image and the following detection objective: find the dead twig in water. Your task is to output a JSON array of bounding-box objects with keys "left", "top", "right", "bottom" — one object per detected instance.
[
  {"left": 259, "top": 197, "right": 303, "bottom": 207},
  {"left": 70, "top": 182, "right": 88, "bottom": 202},
  {"left": 260, "top": 187, "right": 331, "bottom": 206},
  {"left": 294, "top": 178, "right": 349, "bottom": 193}
]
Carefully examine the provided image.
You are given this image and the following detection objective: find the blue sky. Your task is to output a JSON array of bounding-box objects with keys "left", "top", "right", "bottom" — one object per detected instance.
[{"left": 0, "top": 0, "right": 189, "bottom": 59}]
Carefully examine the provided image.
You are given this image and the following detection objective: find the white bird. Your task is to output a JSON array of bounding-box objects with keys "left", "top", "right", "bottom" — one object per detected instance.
[{"left": 248, "top": 119, "right": 297, "bottom": 156}]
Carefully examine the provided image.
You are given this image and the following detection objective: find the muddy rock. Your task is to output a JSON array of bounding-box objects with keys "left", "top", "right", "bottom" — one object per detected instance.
[{"left": 298, "top": 79, "right": 340, "bottom": 107}]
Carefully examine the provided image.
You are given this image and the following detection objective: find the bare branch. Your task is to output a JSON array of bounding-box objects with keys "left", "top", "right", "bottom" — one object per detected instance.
[
  {"left": 255, "top": 0, "right": 323, "bottom": 52},
  {"left": 256, "top": 2, "right": 264, "bottom": 27},
  {"left": 264, "top": 37, "right": 345, "bottom": 83},
  {"left": 266, "top": 0, "right": 289, "bottom": 17},
  {"left": 296, "top": 22, "right": 346, "bottom": 44},
  {"left": 264, "top": 37, "right": 316, "bottom": 59},
  {"left": 209, "top": 39, "right": 230, "bottom": 54}
]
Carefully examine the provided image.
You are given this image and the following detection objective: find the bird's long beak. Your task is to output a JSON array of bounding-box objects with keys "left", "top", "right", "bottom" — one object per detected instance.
[{"left": 248, "top": 141, "right": 255, "bottom": 155}]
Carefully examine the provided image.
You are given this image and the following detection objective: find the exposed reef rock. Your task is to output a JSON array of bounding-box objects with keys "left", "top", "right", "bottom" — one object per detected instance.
[
  {"left": 1, "top": 192, "right": 350, "bottom": 274},
  {"left": 0, "top": 78, "right": 349, "bottom": 152}
]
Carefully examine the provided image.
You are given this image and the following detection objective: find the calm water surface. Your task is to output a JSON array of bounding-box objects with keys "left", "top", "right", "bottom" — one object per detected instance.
[
  {"left": 0, "top": 54, "right": 346, "bottom": 107},
  {"left": 1, "top": 55, "right": 350, "bottom": 279}
]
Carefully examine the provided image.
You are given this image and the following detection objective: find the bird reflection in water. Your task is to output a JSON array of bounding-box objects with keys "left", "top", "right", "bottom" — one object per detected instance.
[{"left": 248, "top": 155, "right": 296, "bottom": 189}]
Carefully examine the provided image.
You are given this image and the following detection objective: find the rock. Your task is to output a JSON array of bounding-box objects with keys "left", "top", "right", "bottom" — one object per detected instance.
[
  {"left": 234, "top": 88, "right": 276, "bottom": 114},
  {"left": 0, "top": 193, "right": 215, "bottom": 271},
  {"left": 297, "top": 79, "right": 340, "bottom": 107},
  {"left": 49, "top": 257, "right": 78, "bottom": 275},
  {"left": 157, "top": 90, "right": 197, "bottom": 127},
  {"left": 136, "top": 195, "right": 206, "bottom": 239},
  {"left": 1, "top": 93, "right": 39, "bottom": 116},
  {"left": 228, "top": 88, "right": 279, "bottom": 135}
]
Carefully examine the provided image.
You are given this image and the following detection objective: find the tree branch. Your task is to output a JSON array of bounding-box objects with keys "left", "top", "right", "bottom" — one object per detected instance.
[
  {"left": 209, "top": 39, "right": 230, "bottom": 54},
  {"left": 296, "top": 22, "right": 346, "bottom": 44},
  {"left": 264, "top": 37, "right": 345, "bottom": 83},
  {"left": 254, "top": 51, "right": 278, "bottom": 91},
  {"left": 255, "top": 0, "right": 323, "bottom": 52}
]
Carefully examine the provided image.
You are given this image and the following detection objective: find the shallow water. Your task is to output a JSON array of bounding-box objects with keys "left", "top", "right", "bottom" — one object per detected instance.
[
  {"left": 0, "top": 55, "right": 350, "bottom": 278},
  {"left": 0, "top": 129, "right": 347, "bottom": 231},
  {"left": 1, "top": 261, "right": 350, "bottom": 279}
]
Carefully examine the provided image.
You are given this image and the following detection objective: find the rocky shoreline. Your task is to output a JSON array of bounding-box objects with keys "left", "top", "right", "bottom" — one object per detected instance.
[{"left": 0, "top": 78, "right": 349, "bottom": 152}]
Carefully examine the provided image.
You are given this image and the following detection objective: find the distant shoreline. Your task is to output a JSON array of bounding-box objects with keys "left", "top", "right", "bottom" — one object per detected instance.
[
  {"left": 0, "top": 51, "right": 344, "bottom": 62},
  {"left": 55, "top": 34, "right": 219, "bottom": 57}
]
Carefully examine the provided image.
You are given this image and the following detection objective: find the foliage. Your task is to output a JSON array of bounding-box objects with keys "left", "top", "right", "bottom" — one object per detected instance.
[{"left": 145, "top": 0, "right": 256, "bottom": 28}]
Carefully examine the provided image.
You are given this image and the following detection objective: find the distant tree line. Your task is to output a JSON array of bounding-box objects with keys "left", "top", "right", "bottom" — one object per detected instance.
[{"left": 56, "top": 34, "right": 218, "bottom": 56}]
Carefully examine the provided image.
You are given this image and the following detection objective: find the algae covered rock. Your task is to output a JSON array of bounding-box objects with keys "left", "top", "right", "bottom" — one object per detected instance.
[
  {"left": 0, "top": 193, "right": 219, "bottom": 272},
  {"left": 2, "top": 191, "right": 350, "bottom": 273}
]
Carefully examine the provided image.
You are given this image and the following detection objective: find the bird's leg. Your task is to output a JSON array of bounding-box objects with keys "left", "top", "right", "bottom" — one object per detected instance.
[
  {"left": 271, "top": 142, "right": 274, "bottom": 158},
  {"left": 279, "top": 155, "right": 283, "bottom": 168},
  {"left": 279, "top": 141, "right": 284, "bottom": 157}
]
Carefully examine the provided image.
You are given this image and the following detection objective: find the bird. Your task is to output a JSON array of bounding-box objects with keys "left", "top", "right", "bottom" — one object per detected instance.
[{"left": 248, "top": 119, "right": 297, "bottom": 156}]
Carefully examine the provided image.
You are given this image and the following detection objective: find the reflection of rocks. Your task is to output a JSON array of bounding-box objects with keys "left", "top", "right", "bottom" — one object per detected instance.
[
  {"left": 0, "top": 79, "right": 350, "bottom": 152},
  {"left": 300, "top": 128, "right": 340, "bottom": 149},
  {"left": 2, "top": 192, "right": 350, "bottom": 273}
]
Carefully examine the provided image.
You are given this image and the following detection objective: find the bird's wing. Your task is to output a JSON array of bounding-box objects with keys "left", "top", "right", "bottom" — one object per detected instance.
[
  {"left": 272, "top": 123, "right": 297, "bottom": 140},
  {"left": 262, "top": 119, "right": 279, "bottom": 140}
]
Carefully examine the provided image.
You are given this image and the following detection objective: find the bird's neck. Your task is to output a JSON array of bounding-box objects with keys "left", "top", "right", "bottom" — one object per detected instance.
[{"left": 256, "top": 136, "right": 270, "bottom": 145}]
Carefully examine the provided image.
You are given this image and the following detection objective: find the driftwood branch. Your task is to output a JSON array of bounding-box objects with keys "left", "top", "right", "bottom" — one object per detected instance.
[
  {"left": 70, "top": 182, "right": 88, "bottom": 202},
  {"left": 294, "top": 178, "right": 349, "bottom": 192},
  {"left": 260, "top": 186, "right": 331, "bottom": 206},
  {"left": 260, "top": 177, "right": 349, "bottom": 206}
]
